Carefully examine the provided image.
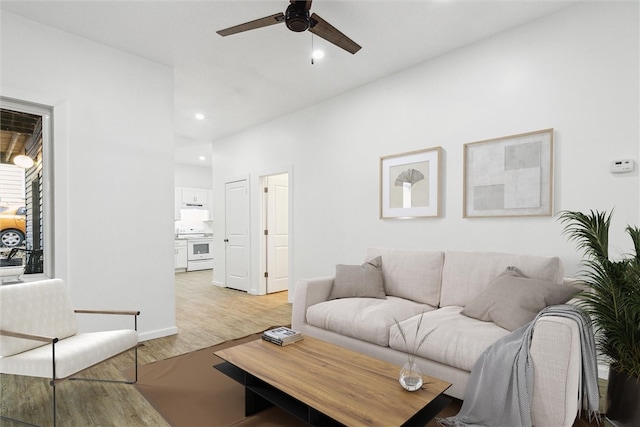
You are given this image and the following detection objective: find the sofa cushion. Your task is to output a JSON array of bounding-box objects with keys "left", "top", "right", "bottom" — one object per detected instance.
[
  {"left": 365, "top": 248, "right": 444, "bottom": 306},
  {"left": 306, "top": 296, "right": 434, "bottom": 346},
  {"left": 328, "top": 256, "right": 386, "bottom": 300},
  {"left": 461, "top": 267, "right": 580, "bottom": 331},
  {"left": 389, "top": 306, "right": 511, "bottom": 372},
  {"left": 440, "top": 251, "right": 564, "bottom": 307}
]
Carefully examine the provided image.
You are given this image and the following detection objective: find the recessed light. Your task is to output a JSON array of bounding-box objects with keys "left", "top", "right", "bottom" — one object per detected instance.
[
  {"left": 199, "top": 156, "right": 206, "bottom": 161},
  {"left": 195, "top": 113, "right": 205, "bottom": 120}
]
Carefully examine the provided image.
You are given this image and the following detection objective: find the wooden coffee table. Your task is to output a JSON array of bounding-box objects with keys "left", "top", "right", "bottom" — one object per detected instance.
[{"left": 214, "top": 335, "right": 451, "bottom": 427}]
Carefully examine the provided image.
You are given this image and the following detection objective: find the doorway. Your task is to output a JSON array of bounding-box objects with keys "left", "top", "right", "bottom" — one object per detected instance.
[{"left": 261, "top": 173, "right": 289, "bottom": 294}]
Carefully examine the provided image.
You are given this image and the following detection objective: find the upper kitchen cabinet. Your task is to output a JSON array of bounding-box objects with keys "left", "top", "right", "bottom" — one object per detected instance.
[
  {"left": 181, "top": 187, "right": 209, "bottom": 207},
  {"left": 175, "top": 187, "right": 213, "bottom": 220}
]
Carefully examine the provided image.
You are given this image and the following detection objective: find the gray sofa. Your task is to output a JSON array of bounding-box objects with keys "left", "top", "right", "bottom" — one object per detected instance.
[{"left": 292, "top": 248, "right": 584, "bottom": 427}]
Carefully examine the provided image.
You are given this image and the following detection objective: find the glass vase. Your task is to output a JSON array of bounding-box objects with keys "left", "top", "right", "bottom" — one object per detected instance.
[{"left": 399, "top": 359, "right": 423, "bottom": 391}]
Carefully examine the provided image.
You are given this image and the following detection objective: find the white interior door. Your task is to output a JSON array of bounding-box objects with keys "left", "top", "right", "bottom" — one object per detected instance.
[
  {"left": 225, "top": 179, "right": 249, "bottom": 292},
  {"left": 265, "top": 174, "right": 289, "bottom": 293}
]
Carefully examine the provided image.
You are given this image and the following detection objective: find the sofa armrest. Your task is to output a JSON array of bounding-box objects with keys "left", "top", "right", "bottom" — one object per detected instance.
[
  {"left": 530, "top": 315, "right": 582, "bottom": 427},
  {"left": 291, "top": 276, "right": 334, "bottom": 332}
]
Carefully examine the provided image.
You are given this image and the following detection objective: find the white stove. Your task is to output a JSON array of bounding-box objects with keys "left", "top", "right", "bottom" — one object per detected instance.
[
  {"left": 177, "top": 227, "right": 213, "bottom": 271},
  {"left": 177, "top": 227, "right": 206, "bottom": 238}
]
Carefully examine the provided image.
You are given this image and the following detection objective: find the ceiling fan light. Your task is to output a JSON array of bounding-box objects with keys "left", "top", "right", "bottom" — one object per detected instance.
[
  {"left": 312, "top": 49, "right": 325, "bottom": 60},
  {"left": 14, "top": 155, "right": 34, "bottom": 169}
]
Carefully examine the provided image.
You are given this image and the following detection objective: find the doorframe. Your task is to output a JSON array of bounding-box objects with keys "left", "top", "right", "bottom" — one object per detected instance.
[
  {"left": 257, "top": 166, "right": 293, "bottom": 299},
  {"left": 260, "top": 172, "right": 289, "bottom": 294}
]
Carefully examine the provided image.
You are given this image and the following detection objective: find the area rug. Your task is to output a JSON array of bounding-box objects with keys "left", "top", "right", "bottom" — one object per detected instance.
[
  {"left": 126, "top": 334, "right": 603, "bottom": 427},
  {"left": 124, "top": 333, "right": 305, "bottom": 427}
]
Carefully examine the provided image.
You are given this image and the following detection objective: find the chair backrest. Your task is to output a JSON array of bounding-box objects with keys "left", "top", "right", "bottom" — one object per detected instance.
[{"left": 0, "top": 278, "right": 78, "bottom": 356}]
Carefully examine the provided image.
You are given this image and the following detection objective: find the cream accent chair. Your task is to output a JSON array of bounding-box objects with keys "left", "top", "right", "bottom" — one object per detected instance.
[{"left": 0, "top": 278, "right": 139, "bottom": 427}]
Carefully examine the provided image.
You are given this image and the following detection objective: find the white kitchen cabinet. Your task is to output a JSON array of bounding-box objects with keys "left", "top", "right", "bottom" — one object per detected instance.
[
  {"left": 175, "top": 240, "right": 188, "bottom": 271},
  {"left": 181, "top": 188, "right": 209, "bottom": 206},
  {"left": 175, "top": 187, "right": 213, "bottom": 220}
]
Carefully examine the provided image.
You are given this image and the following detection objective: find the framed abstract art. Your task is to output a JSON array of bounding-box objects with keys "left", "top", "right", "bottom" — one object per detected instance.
[
  {"left": 380, "top": 146, "right": 442, "bottom": 219},
  {"left": 463, "top": 129, "right": 554, "bottom": 218}
]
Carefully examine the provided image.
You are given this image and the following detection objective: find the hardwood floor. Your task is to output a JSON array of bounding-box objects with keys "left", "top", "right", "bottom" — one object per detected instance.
[{"left": 0, "top": 271, "right": 292, "bottom": 427}]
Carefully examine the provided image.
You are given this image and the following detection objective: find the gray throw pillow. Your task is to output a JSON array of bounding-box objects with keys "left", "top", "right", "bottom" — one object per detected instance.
[
  {"left": 461, "top": 266, "right": 580, "bottom": 331},
  {"left": 328, "top": 256, "right": 386, "bottom": 300}
]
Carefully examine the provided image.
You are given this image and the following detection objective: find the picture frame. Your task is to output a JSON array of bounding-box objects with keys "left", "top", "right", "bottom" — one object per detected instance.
[
  {"left": 463, "top": 128, "right": 554, "bottom": 218},
  {"left": 380, "top": 146, "right": 442, "bottom": 219}
]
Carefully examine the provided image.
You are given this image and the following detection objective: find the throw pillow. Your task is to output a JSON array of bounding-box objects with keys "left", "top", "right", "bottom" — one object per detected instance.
[
  {"left": 328, "top": 256, "right": 386, "bottom": 300},
  {"left": 461, "top": 266, "right": 580, "bottom": 331}
]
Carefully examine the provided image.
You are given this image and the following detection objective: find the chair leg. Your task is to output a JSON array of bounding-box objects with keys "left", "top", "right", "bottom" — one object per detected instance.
[
  {"left": 2, "top": 346, "right": 136, "bottom": 427},
  {"left": 68, "top": 344, "right": 139, "bottom": 384},
  {"left": 52, "top": 381, "right": 56, "bottom": 427},
  {"left": 132, "top": 344, "right": 138, "bottom": 384},
  {"left": 1, "top": 345, "right": 137, "bottom": 425}
]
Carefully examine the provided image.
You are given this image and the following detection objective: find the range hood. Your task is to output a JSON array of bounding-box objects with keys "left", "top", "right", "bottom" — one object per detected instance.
[{"left": 181, "top": 202, "right": 207, "bottom": 210}]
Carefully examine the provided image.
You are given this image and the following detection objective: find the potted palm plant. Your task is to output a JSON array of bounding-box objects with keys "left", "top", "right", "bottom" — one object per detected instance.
[{"left": 559, "top": 210, "right": 640, "bottom": 426}]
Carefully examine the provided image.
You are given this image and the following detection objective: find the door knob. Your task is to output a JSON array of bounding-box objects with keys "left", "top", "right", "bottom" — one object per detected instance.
[{"left": 224, "top": 239, "right": 229, "bottom": 243}]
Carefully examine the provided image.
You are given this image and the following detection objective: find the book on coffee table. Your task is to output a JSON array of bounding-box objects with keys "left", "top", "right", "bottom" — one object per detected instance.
[{"left": 262, "top": 326, "right": 303, "bottom": 346}]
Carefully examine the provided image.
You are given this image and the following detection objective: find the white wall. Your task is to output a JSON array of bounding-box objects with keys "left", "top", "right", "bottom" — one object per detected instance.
[
  {"left": 212, "top": 2, "right": 639, "bottom": 297},
  {"left": 175, "top": 163, "right": 212, "bottom": 189},
  {"left": 1, "top": 12, "right": 177, "bottom": 340}
]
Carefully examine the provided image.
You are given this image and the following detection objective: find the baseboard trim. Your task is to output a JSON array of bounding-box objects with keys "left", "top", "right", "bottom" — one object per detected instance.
[{"left": 139, "top": 326, "right": 178, "bottom": 342}]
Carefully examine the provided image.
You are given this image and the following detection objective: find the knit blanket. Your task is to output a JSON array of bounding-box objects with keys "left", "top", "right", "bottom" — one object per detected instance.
[{"left": 438, "top": 304, "right": 599, "bottom": 427}]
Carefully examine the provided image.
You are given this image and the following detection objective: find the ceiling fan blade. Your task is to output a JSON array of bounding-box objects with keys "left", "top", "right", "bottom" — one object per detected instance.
[
  {"left": 217, "top": 13, "right": 285, "bottom": 37},
  {"left": 309, "top": 13, "right": 361, "bottom": 54}
]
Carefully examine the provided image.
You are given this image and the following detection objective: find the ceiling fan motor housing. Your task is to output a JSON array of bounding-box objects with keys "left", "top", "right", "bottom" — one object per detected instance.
[{"left": 285, "top": 3, "right": 310, "bottom": 32}]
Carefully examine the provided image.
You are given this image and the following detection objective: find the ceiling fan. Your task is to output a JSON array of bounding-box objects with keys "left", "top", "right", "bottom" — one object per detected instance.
[{"left": 216, "top": 0, "right": 362, "bottom": 55}]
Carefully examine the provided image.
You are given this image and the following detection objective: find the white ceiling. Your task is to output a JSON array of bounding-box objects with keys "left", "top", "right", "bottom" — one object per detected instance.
[{"left": 0, "top": 0, "right": 579, "bottom": 166}]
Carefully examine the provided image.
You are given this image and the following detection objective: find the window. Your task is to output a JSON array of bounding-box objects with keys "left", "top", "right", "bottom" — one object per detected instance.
[{"left": 0, "top": 97, "right": 53, "bottom": 279}]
